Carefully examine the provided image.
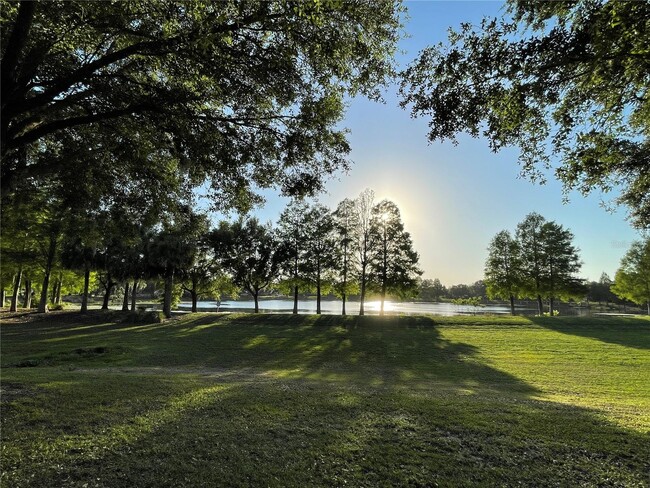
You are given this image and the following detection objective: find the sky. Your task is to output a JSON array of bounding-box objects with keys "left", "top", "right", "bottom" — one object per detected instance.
[{"left": 210, "top": 1, "right": 642, "bottom": 286}]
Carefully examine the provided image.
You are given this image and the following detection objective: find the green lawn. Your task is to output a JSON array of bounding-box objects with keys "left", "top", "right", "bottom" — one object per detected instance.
[{"left": 1, "top": 311, "right": 649, "bottom": 487}]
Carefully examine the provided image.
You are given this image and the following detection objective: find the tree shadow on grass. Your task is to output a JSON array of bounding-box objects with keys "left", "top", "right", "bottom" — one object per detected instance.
[
  {"left": 3, "top": 372, "right": 647, "bottom": 487},
  {"left": 3, "top": 312, "right": 649, "bottom": 486},
  {"left": 529, "top": 315, "right": 650, "bottom": 350}
]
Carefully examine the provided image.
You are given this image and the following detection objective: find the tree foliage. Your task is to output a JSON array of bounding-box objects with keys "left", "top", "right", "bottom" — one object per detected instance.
[
  {"left": 484, "top": 230, "right": 522, "bottom": 315},
  {"left": 481, "top": 213, "right": 587, "bottom": 315},
  {"left": 2, "top": 0, "right": 403, "bottom": 210},
  {"left": 612, "top": 238, "right": 650, "bottom": 314},
  {"left": 368, "top": 199, "right": 421, "bottom": 314},
  {"left": 400, "top": 0, "right": 650, "bottom": 228},
  {"left": 211, "top": 218, "right": 281, "bottom": 313}
]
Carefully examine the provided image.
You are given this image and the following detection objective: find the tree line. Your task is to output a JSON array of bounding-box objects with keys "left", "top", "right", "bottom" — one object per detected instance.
[
  {"left": 1, "top": 189, "right": 421, "bottom": 318},
  {"left": 483, "top": 213, "right": 650, "bottom": 315}
]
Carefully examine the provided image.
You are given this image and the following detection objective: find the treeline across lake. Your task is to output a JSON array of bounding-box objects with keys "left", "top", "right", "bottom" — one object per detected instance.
[{"left": 2, "top": 189, "right": 422, "bottom": 318}]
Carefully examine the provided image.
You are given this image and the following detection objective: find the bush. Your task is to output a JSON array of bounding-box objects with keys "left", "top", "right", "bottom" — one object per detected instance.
[
  {"left": 118, "top": 310, "right": 165, "bottom": 325},
  {"left": 47, "top": 303, "right": 66, "bottom": 311}
]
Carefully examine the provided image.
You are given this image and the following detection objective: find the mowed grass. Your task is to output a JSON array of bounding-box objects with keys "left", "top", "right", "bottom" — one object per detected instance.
[{"left": 1, "top": 312, "right": 649, "bottom": 487}]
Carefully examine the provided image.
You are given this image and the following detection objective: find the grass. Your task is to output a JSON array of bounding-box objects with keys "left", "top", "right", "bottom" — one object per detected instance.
[{"left": 1, "top": 311, "right": 649, "bottom": 487}]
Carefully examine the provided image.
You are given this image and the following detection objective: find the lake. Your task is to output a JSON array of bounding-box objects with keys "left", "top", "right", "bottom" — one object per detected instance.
[{"left": 177, "top": 299, "right": 553, "bottom": 316}]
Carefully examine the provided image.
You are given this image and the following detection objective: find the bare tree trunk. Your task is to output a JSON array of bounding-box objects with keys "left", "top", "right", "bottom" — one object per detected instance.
[
  {"left": 55, "top": 277, "right": 62, "bottom": 304},
  {"left": 81, "top": 267, "right": 90, "bottom": 313},
  {"left": 122, "top": 282, "right": 130, "bottom": 311},
  {"left": 359, "top": 270, "right": 367, "bottom": 316},
  {"left": 342, "top": 293, "right": 346, "bottom": 316},
  {"left": 10, "top": 268, "right": 22, "bottom": 312},
  {"left": 293, "top": 285, "right": 298, "bottom": 314},
  {"left": 316, "top": 282, "right": 321, "bottom": 315},
  {"left": 131, "top": 280, "right": 139, "bottom": 311},
  {"left": 23, "top": 279, "right": 32, "bottom": 309},
  {"left": 549, "top": 296, "right": 555, "bottom": 315},
  {"left": 1, "top": 289, "right": 6, "bottom": 308},
  {"left": 510, "top": 295, "right": 515, "bottom": 316},
  {"left": 101, "top": 276, "right": 114, "bottom": 310},
  {"left": 38, "top": 233, "right": 57, "bottom": 313},
  {"left": 536, "top": 294, "right": 543, "bottom": 315},
  {"left": 191, "top": 290, "right": 197, "bottom": 313},
  {"left": 254, "top": 291, "right": 259, "bottom": 313},
  {"left": 163, "top": 273, "right": 173, "bottom": 318}
]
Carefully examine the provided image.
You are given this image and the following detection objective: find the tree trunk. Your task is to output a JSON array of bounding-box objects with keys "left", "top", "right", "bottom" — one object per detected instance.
[
  {"left": 122, "top": 282, "right": 130, "bottom": 311},
  {"left": 55, "top": 277, "right": 62, "bottom": 304},
  {"left": 316, "top": 281, "right": 321, "bottom": 315},
  {"left": 293, "top": 285, "right": 298, "bottom": 314},
  {"left": 23, "top": 279, "right": 32, "bottom": 309},
  {"left": 1, "top": 289, "right": 6, "bottom": 308},
  {"left": 163, "top": 273, "right": 173, "bottom": 319},
  {"left": 380, "top": 228, "right": 387, "bottom": 316},
  {"left": 549, "top": 296, "right": 555, "bottom": 315},
  {"left": 10, "top": 268, "right": 22, "bottom": 312},
  {"left": 647, "top": 299, "right": 649, "bottom": 316},
  {"left": 536, "top": 294, "right": 543, "bottom": 315},
  {"left": 254, "top": 292, "right": 259, "bottom": 313},
  {"left": 38, "top": 233, "right": 57, "bottom": 313},
  {"left": 131, "top": 280, "right": 138, "bottom": 311},
  {"left": 50, "top": 277, "right": 58, "bottom": 303},
  {"left": 342, "top": 248, "right": 347, "bottom": 316},
  {"left": 81, "top": 267, "right": 90, "bottom": 313},
  {"left": 509, "top": 295, "right": 515, "bottom": 316},
  {"left": 102, "top": 276, "right": 113, "bottom": 310},
  {"left": 191, "top": 290, "right": 197, "bottom": 313},
  {"left": 359, "top": 272, "right": 366, "bottom": 316}
]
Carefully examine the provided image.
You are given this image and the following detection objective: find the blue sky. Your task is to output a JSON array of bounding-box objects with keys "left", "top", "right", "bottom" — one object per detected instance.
[{"left": 211, "top": 1, "right": 641, "bottom": 285}]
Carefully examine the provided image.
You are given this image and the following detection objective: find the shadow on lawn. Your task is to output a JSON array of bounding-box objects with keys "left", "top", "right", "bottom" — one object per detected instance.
[
  {"left": 5, "top": 373, "right": 648, "bottom": 488},
  {"left": 3, "top": 312, "right": 649, "bottom": 486},
  {"left": 530, "top": 315, "right": 650, "bottom": 350},
  {"left": 161, "top": 313, "right": 539, "bottom": 395}
]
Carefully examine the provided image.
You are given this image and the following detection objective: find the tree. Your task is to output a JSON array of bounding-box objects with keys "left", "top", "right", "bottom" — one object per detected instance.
[
  {"left": 515, "top": 213, "right": 584, "bottom": 314},
  {"left": 60, "top": 237, "right": 98, "bottom": 313},
  {"left": 612, "top": 239, "right": 650, "bottom": 315},
  {"left": 2, "top": 1, "right": 403, "bottom": 211},
  {"left": 354, "top": 189, "right": 376, "bottom": 316},
  {"left": 400, "top": 0, "right": 650, "bottom": 229},
  {"left": 212, "top": 218, "right": 281, "bottom": 314},
  {"left": 302, "top": 204, "right": 337, "bottom": 314},
  {"left": 484, "top": 230, "right": 522, "bottom": 315},
  {"left": 180, "top": 234, "right": 235, "bottom": 313},
  {"left": 332, "top": 198, "right": 360, "bottom": 315},
  {"left": 147, "top": 210, "right": 206, "bottom": 318},
  {"left": 368, "top": 200, "right": 421, "bottom": 315},
  {"left": 516, "top": 213, "right": 548, "bottom": 314},
  {"left": 539, "top": 221, "right": 585, "bottom": 314},
  {"left": 587, "top": 272, "right": 616, "bottom": 306},
  {"left": 147, "top": 231, "right": 195, "bottom": 319},
  {"left": 277, "top": 201, "right": 310, "bottom": 314},
  {"left": 418, "top": 278, "right": 447, "bottom": 302}
]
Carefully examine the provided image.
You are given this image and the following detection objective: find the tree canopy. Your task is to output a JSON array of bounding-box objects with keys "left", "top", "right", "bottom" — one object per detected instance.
[
  {"left": 1, "top": 0, "right": 403, "bottom": 210},
  {"left": 400, "top": 0, "right": 650, "bottom": 229},
  {"left": 612, "top": 238, "right": 650, "bottom": 315}
]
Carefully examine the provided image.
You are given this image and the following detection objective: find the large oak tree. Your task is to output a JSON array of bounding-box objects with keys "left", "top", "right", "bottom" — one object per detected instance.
[
  {"left": 401, "top": 0, "right": 650, "bottom": 229},
  {"left": 2, "top": 0, "right": 403, "bottom": 210}
]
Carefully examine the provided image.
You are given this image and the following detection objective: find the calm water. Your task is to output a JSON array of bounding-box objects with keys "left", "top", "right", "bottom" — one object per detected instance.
[{"left": 177, "top": 299, "right": 552, "bottom": 316}]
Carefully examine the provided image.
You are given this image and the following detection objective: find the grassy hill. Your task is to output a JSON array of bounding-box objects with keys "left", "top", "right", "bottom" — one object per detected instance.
[{"left": 1, "top": 312, "right": 649, "bottom": 487}]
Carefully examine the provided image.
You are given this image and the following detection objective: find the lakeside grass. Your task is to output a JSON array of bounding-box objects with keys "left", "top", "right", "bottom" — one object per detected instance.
[{"left": 1, "top": 311, "right": 649, "bottom": 487}]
